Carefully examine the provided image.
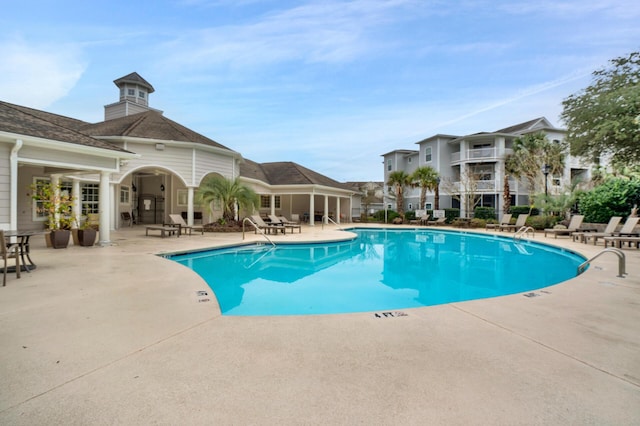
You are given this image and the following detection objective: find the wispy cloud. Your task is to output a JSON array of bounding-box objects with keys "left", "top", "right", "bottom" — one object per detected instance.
[
  {"left": 160, "top": 0, "right": 427, "bottom": 69},
  {"left": 0, "top": 38, "right": 87, "bottom": 108}
]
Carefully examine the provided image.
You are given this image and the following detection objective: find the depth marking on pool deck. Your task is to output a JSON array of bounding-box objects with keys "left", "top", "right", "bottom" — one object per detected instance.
[
  {"left": 373, "top": 311, "right": 408, "bottom": 318},
  {"left": 197, "top": 290, "right": 210, "bottom": 303}
]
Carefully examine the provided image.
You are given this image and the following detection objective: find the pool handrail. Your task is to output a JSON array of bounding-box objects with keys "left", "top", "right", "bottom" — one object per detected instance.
[
  {"left": 577, "top": 247, "right": 626, "bottom": 278},
  {"left": 242, "top": 217, "right": 276, "bottom": 247},
  {"left": 322, "top": 215, "right": 342, "bottom": 230}
]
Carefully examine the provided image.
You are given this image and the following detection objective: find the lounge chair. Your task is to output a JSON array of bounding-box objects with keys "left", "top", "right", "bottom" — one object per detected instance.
[
  {"left": 544, "top": 215, "right": 584, "bottom": 238},
  {"left": 486, "top": 213, "right": 512, "bottom": 231},
  {"left": 499, "top": 214, "right": 529, "bottom": 232},
  {"left": 602, "top": 216, "right": 639, "bottom": 247},
  {"left": 410, "top": 212, "right": 430, "bottom": 225},
  {"left": 167, "top": 214, "right": 204, "bottom": 235},
  {"left": 1, "top": 230, "right": 21, "bottom": 286},
  {"left": 572, "top": 216, "right": 621, "bottom": 244},
  {"left": 613, "top": 216, "right": 640, "bottom": 236},
  {"left": 270, "top": 215, "right": 302, "bottom": 233},
  {"left": 250, "top": 215, "right": 284, "bottom": 234},
  {"left": 426, "top": 217, "right": 446, "bottom": 226}
]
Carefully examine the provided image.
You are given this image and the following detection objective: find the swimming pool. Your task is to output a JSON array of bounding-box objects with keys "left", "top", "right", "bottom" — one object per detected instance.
[{"left": 168, "top": 228, "right": 585, "bottom": 316}]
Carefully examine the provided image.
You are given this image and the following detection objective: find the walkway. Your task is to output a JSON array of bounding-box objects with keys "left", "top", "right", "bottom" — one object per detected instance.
[{"left": 1, "top": 224, "right": 639, "bottom": 424}]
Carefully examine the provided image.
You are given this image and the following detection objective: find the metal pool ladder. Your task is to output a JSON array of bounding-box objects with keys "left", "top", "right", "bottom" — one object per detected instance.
[
  {"left": 514, "top": 226, "right": 535, "bottom": 240},
  {"left": 577, "top": 248, "right": 626, "bottom": 278},
  {"left": 242, "top": 217, "right": 276, "bottom": 247}
]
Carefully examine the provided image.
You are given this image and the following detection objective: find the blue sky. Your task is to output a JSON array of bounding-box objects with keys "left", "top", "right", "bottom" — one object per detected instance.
[{"left": 1, "top": 1, "right": 639, "bottom": 181}]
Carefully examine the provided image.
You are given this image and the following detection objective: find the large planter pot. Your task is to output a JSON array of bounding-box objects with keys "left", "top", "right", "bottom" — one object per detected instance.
[
  {"left": 78, "top": 228, "right": 97, "bottom": 247},
  {"left": 50, "top": 229, "right": 71, "bottom": 249}
]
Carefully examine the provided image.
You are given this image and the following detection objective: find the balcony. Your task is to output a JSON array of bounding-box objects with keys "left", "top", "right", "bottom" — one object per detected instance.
[{"left": 451, "top": 148, "right": 513, "bottom": 165}]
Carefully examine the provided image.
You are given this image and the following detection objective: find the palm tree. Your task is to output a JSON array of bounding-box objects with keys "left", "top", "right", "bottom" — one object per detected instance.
[
  {"left": 410, "top": 166, "right": 439, "bottom": 211},
  {"left": 387, "top": 171, "right": 412, "bottom": 220},
  {"left": 503, "top": 153, "right": 520, "bottom": 214},
  {"left": 195, "top": 175, "right": 259, "bottom": 222}
]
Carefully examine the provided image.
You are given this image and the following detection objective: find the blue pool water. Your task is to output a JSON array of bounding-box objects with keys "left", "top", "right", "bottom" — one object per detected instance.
[{"left": 167, "top": 228, "right": 585, "bottom": 316}]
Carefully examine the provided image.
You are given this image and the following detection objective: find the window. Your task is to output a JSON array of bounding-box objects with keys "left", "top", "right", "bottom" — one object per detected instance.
[
  {"left": 387, "top": 159, "right": 392, "bottom": 171},
  {"left": 120, "top": 186, "right": 130, "bottom": 204},
  {"left": 408, "top": 203, "right": 413, "bottom": 210},
  {"left": 138, "top": 91, "right": 145, "bottom": 99},
  {"left": 425, "top": 147, "right": 432, "bottom": 162},
  {"left": 177, "top": 189, "right": 188, "bottom": 206},
  {"left": 260, "top": 195, "right": 281, "bottom": 208},
  {"left": 82, "top": 184, "right": 100, "bottom": 214},
  {"left": 32, "top": 177, "right": 51, "bottom": 221},
  {"left": 127, "top": 88, "right": 135, "bottom": 96},
  {"left": 32, "top": 178, "right": 73, "bottom": 221},
  {"left": 425, "top": 202, "right": 432, "bottom": 210},
  {"left": 387, "top": 203, "right": 392, "bottom": 210},
  {"left": 552, "top": 177, "right": 561, "bottom": 186}
]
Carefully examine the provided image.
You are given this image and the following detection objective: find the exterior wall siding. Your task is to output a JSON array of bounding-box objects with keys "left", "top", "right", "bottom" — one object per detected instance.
[
  {"left": 19, "top": 146, "right": 118, "bottom": 170},
  {"left": 0, "top": 144, "right": 10, "bottom": 226}
]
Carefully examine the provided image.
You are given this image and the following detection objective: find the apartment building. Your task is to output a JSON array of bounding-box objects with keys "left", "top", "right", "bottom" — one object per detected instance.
[{"left": 382, "top": 117, "right": 593, "bottom": 219}]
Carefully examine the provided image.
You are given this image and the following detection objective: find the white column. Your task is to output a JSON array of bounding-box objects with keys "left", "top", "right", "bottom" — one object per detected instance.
[
  {"left": 98, "top": 171, "right": 111, "bottom": 246},
  {"left": 187, "top": 187, "right": 194, "bottom": 226},
  {"left": 9, "top": 139, "right": 22, "bottom": 231},
  {"left": 270, "top": 194, "right": 275, "bottom": 216},
  {"left": 309, "top": 194, "right": 315, "bottom": 226},
  {"left": 51, "top": 174, "right": 61, "bottom": 227},
  {"left": 336, "top": 197, "right": 341, "bottom": 224},
  {"left": 324, "top": 195, "right": 329, "bottom": 224},
  {"left": 72, "top": 179, "right": 81, "bottom": 226},
  {"left": 110, "top": 181, "right": 116, "bottom": 230}
]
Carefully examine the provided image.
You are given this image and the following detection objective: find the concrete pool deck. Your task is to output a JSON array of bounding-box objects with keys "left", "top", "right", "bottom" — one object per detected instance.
[{"left": 1, "top": 224, "right": 639, "bottom": 424}]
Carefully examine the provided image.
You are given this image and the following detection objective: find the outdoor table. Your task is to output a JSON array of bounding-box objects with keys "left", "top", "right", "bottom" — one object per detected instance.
[{"left": 4, "top": 230, "right": 45, "bottom": 272}]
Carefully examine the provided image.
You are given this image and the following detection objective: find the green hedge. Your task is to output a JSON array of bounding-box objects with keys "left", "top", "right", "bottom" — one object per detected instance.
[
  {"left": 474, "top": 206, "right": 495, "bottom": 220},
  {"left": 577, "top": 178, "right": 640, "bottom": 223},
  {"left": 509, "top": 205, "right": 540, "bottom": 216}
]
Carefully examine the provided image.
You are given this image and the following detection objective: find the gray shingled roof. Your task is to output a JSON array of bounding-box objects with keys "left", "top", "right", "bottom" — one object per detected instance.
[
  {"left": 241, "top": 159, "right": 352, "bottom": 190},
  {"left": 113, "top": 72, "right": 155, "bottom": 93},
  {"left": 494, "top": 117, "right": 546, "bottom": 134},
  {"left": 0, "top": 101, "right": 132, "bottom": 153},
  {"left": 81, "top": 111, "right": 233, "bottom": 151}
]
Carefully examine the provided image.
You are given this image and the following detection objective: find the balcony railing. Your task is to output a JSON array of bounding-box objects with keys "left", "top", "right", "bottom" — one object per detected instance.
[{"left": 450, "top": 148, "right": 513, "bottom": 164}]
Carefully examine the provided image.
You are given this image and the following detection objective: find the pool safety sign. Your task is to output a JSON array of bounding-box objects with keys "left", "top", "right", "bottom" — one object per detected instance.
[{"left": 373, "top": 311, "right": 408, "bottom": 318}]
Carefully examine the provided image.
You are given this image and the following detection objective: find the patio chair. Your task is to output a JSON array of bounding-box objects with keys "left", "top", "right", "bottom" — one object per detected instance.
[
  {"left": 120, "top": 211, "right": 133, "bottom": 227},
  {"left": 410, "top": 211, "right": 430, "bottom": 225},
  {"left": 1, "top": 230, "right": 21, "bottom": 286},
  {"left": 486, "top": 213, "right": 512, "bottom": 231},
  {"left": 250, "top": 215, "right": 284, "bottom": 234},
  {"left": 426, "top": 217, "right": 447, "bottom": 226},
  {"left": 544, "top": 215, "right": 584, "bottom": 238},
  {"left": 572, "top": 216, "right": 621, "bottom": 244},
  {"left": 269, "top": 215, "right": 302, "bottom": 233},
  {"left": 167, "top": 214, "right": 204, "bottom": 236},
  {"left": 602, "top": 216, "right": 639, "bottom": 247},
  {"left": 498, "top": 214, "right": 529, "bottom": 232}
]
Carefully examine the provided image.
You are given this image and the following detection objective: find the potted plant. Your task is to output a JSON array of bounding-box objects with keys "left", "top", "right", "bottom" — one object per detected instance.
[
  {"left": 74, "top": 216, "right": 98, "bottom": 247},
  {"left": 30, "top": 181, "right": 75, "bottom": 249}
]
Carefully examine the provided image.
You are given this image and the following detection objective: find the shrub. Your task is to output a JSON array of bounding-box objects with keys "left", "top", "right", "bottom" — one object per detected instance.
[
  {"left": 405, "top": 210, "right": 416, "bottom": 221},
  {"left": 527, "top": 215, "right": 561, "bottom": 230},
  {"left": 474, "top": 207, "right": 495, "bottom": 220},
  {"left": 372, "top": 209, "right": 400, "bottom": 223},
  {"left": 510, "top": 205, "right": 540, "bottom": 216},
  {"left": 470, "top": 218, "right": 486, "bottom": 228},
  {"left": 577, "top": 178, "right": 640, "bottom": 223},
  {"left": 444, "top": 208, "right": 460, "bottom": 223}
]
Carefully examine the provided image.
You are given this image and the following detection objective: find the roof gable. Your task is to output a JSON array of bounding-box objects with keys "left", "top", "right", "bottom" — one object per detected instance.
[
  {"left": 0, "top": 101, "right": 132, "bottom": 153},
  {"left": 81, "top": 111, "right": 233, "bottom": 151},
  {"left": 241, "top": 160, "right": 351, "bottom": 190}
]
